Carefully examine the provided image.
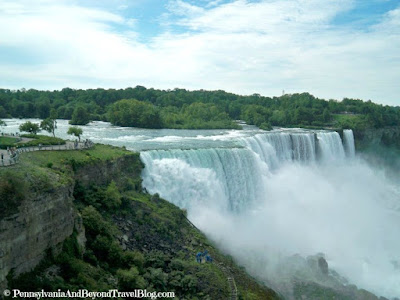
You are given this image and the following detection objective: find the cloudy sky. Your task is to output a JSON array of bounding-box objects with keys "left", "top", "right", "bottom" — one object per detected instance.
[{"left": 0, "top": 0, "right": 399, "bottom": 105}]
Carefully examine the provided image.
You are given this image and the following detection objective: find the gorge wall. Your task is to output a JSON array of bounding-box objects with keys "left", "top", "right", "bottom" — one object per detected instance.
[
  {"left": 0, "top": 153, "right": 141, "bottom": 290},
  {"left": 353, "top": 126, "right": 400, "bottom": 149},
  {"left": 0, "top": 182, "right": 76, "bottom": 291}
]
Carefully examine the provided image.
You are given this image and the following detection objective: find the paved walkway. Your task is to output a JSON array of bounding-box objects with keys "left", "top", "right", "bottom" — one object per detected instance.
[{"left": 0, "top": 140, "right": 93, "bottom": 167}]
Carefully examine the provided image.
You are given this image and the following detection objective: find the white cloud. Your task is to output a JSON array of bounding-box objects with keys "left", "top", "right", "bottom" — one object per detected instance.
[{"left": 0, "top": 0, "right": 399, "bottom": 106}]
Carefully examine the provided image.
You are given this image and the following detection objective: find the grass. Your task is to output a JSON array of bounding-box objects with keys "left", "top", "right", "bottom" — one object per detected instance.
[
  {"left": 0, "top": 134, "right": 66, "bottom": 149},
  {"left": 332, "top": 114, "right": 362, "bottom": 123},
  {"left": 0, "top": 136, "right": 19, "bottom": 144},
  {"left": 20, "top": 134, "right": 66, "bottom": 147},
  {"left": 0, "top": 136, "right": 20, "bottom": 149},
  {"left": 19, "top": 144, "right": 135, "bottom": 169}
]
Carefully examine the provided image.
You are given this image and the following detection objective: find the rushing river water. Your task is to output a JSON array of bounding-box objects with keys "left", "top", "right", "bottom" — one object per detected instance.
[{"left": 2, "top": 119, "right": 400, "bottom": 299}]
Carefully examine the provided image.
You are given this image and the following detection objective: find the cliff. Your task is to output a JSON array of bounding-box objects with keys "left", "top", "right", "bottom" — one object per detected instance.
[
  {"left": 0, "top": 145, "right": 280, "bottom": 299},
  {"left": 0, "top": 145, "right": 139, "bottom": 291},
  {"left": 353, "top": 126, "right": 400, "bottom": 150},
  {"left": 0, "top": 181, "right": 76, "bottom": 290}
]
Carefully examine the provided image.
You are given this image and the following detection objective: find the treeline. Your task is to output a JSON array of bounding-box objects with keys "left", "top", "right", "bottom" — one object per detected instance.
[{"left": 0, "top": 87, "right": 399, "bottom": 130}]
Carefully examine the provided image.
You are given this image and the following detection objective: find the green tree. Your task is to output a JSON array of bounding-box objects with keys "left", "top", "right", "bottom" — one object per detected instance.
[
  {"left": 19, "top": 121, "right": 41, "bottom": 135},
  {"left": 0, "top": 106, "right": 7, "bottom": 118},
  {"left": 117, "top": 267, "right": 146, "bottom": 291},
  {"left": 70, "top": 106, "right": 90, "bottom": 125},
  {"left": 40, "top": 118, "right": 57, "bottom": 137},
  {"left": 104, "top": 181, "right": 121, "bottom": 209},
  {"left": 108, "top": 99, "right": 162, "bottom": 128},
  {"left": 323, "top": 108, "right": 331, "bottom": 122},
  {"left": 67, "top": 126, "right": 83, "bottom": 141}
]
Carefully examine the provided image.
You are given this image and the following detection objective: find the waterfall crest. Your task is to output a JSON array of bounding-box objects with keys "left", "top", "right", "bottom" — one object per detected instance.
[
  {"left": 316, "top": 131, "right": 345, "bottom": 161},
  {"left": 343, "top": 129, "right": 356, "bottom": 157},
  {"left": 141, "top": 148, "right": 270, "bottom": 212},
  {"left": 141, "top": 130, "right": 351, "bottom": 212}
]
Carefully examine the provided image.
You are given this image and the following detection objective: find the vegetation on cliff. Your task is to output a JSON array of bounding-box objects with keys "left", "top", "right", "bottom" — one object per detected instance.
[
  {"left": 0, "top": 134, "right": 65, "bottom": 149},
  {"left": 0, "top": 87, "right": 399, "bottom": 130},
  {"left": 1, "top": 144, "right": 280, "bottom": 299}
]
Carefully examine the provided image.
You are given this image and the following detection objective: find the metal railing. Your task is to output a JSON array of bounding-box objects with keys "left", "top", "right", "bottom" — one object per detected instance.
[{"left": 0, "top": 140, "right": 94, "bottom": 167}]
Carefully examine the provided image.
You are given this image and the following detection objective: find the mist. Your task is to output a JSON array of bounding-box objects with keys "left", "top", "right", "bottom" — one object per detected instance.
[{"left": 141, "top": 134, "right": 400, "bottom": 299}]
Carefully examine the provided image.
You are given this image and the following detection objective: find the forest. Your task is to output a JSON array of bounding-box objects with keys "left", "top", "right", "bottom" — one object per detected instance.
[{"left": 0, "top": 86, "right": 399, "bottom": 130}]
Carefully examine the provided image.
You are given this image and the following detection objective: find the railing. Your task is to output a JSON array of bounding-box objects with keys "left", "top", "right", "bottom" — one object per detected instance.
[{"left": 0, "top": 140, "right": 94, "bottom": 167}]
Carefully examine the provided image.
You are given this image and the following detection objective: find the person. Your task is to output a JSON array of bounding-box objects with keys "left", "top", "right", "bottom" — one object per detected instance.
[
  {"left": 196, "top": 252, "right": 203, "bottom": 263},
  {"left": 202, "top": 250, "right": 208, "bottom": 258}
]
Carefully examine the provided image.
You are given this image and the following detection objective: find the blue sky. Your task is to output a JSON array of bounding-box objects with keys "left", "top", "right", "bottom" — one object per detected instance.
[{"left": 0, "top": 0, "right": 399, "bottom": 105}]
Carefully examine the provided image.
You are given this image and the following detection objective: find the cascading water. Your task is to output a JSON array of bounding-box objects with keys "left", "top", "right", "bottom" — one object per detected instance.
[
  {"left": 139, "top": 128, "right": 400, "bottom": 299},
  {"left": 343, "top": 129, "right": 356, "bottom": 157},
  {"left": 316, "top": 131, "right": 345, "bottom": 161},
  {"left": 141, "top": 148, "right": 270, "bottom": 213},
  {"left": 141, "top": 131, "right": 339, "bottom": 214}
]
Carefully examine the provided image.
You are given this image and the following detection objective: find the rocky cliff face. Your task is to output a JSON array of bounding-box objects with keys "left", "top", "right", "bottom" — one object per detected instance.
[
  {"left": 0, "top": 154, "right": 141, "bottom": 290},
  {"left": 0, "top": 183, "right": 76, "bottom": 290},
  {"left": 74, "top": 155, "right": 142, "bottom": 188},
  {"left": 354, "top": 126, "right": 400, "bottom": 149}
]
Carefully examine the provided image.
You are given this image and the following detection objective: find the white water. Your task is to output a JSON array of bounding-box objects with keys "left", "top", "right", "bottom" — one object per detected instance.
[
  {"left": 141, "top": 130, "right": 400, "bottom": 299},
  {"left": 316, "top": 131, "right": 345, "bottom": 161},
  {"left": 343, "top": 129, "right": 356, "bottom": 157}
]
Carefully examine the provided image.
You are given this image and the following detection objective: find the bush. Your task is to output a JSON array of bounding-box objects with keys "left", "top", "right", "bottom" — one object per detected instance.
[
  {"left": 123, "top": 251, "right": 145, "bottom": 272},
  {"left": 20, "top": 134, "right": 65, "bottom": 147},
  {"left": 104, "top": 181, "right": 121, "bottom": 209},
  {"left": 81, "top": 206, "right": 111, "bottom": 239},
  {"left": 144, "top": 268, "right": 168, "bottom": 290},
  {"left": 0, "top": 172, "right": 27, "bottom": 218},
  {"left": 117, "top": 267, "right": 146, "bottom": 291}
]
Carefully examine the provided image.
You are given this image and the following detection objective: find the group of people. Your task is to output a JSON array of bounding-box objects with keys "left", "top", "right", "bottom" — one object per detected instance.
[
  {"left": 196, "top": 250, "right": 213, "bottom": 263},
  {"left": 84, "top": 139, "right": 94, "bottom": 148},
  {"left": 1, "top": 132, "right": 19, "bottom": 137},
  {"left": 1, "top": 146, "right": 20, "bottom": 166},
  {"left": 73, "top": 139, "right": 94, "bottom": 149}
]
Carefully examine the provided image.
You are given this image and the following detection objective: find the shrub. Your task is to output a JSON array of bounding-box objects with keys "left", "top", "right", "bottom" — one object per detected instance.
[
  {"left": 104, "top": 181, "right": 121, "bottom": 209},
  {"left": 0, "top": 172, "right": 27, "bottom": 218}
]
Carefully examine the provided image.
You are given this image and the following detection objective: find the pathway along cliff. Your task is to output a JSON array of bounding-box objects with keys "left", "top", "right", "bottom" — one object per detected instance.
[{"left": 1, "top": 119, "right": 400, "bottom": 299}]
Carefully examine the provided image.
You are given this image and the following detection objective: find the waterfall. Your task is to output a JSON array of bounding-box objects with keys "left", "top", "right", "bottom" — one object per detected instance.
[
  {"left": 239, "top": 132, "right": 316, "bottom": 169},
  {"left": 141, "top": 148, "right": 270, "bottom": 213},
  {"left": 291, "top": 133, "right": 317, "bottom": 162},
  {"left": 138, "top": 129, "right": 400, "bottom": 298},
  {"left": 141, "top": 130, "right": 351, "bottom": 214},
  {"left": 343, "top": 129, "right": 356, "bottom": 157},
  {"left": 316, "top": 131, "right": 345, "bottom": 161}
]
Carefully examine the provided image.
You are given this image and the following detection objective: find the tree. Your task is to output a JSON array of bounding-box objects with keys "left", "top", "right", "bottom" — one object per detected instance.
[
  {"left": 67, "top": 126, "right": 83, "bottom": 141},
  {"left": 40, "top": 118, "right": 57, "bottom": 137},
  {"left": 0, "top": 119, "right": 6, "bottom": 129},
  {"left": 108, "top": 99, "right": 163, "bottom": 128},
  {"left": 104, "top": 181, "right": 121, "bottom": 209},
  {"left": 19, "top": 121, "right": 41, "bottom": 135},
  {"left": 70, "top": 106, "right": 90, "bottom": 125}
]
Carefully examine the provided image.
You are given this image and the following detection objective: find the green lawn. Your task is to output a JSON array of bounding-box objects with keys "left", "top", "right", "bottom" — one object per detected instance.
[
  {"left": 19, "top": 144, "right": 137, "bottom": 169},
  {"left": 20, "top": 134, "right": 65, "bottom": 147},
  {"left": 332, "top": 114, "right": 370, "bottom": 130},
  {"left": 0, "top": 136, "right": 19, "bottom": 148}
]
